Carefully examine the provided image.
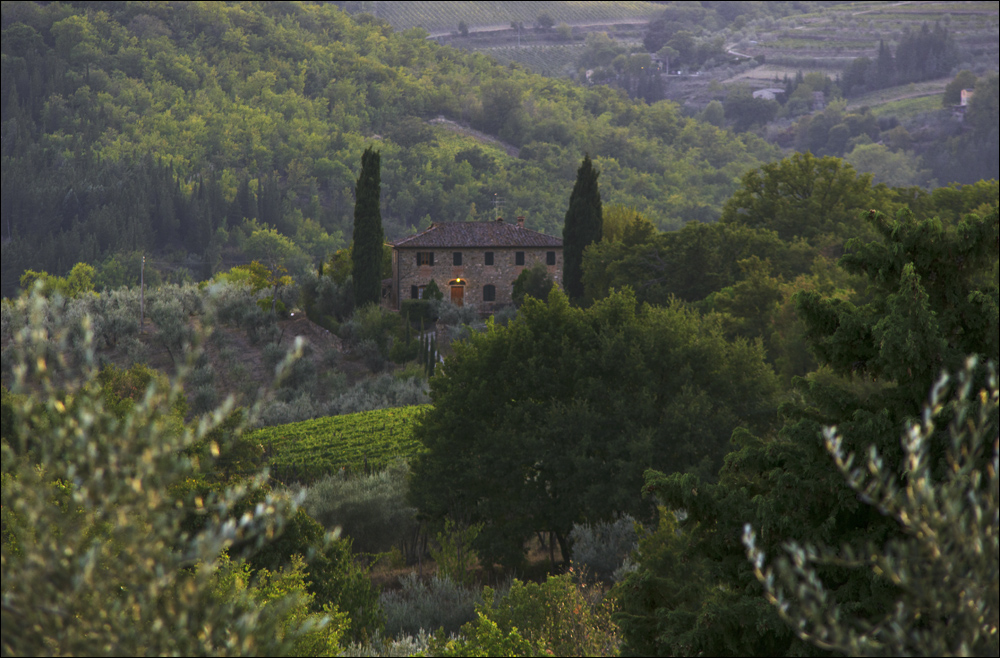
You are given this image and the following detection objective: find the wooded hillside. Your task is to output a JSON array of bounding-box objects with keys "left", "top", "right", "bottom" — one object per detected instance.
[{"left": 1, "top": 0, "right": 779, "bottom": 296}]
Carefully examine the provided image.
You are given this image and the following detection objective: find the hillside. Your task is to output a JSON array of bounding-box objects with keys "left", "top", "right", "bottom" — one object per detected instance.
[
  {"left": 348, "top": 0, "right": 659, "bottom": 35},
  {"left": 0, "top": 1, "right": 780, "bottom": 297}
]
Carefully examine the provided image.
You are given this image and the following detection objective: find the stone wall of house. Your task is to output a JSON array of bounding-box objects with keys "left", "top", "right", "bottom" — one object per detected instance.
[{"left": 394, "top": 247, "right": 562, "bottom": 311}]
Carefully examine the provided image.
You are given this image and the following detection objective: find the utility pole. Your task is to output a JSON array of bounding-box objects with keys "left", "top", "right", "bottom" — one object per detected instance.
[{"left": 140, "top": 255, "right": 145, "bottom": 334}]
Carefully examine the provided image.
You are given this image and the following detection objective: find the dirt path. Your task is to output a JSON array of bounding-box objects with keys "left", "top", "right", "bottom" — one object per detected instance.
[{"left": 428, "top": 116, "right": 519, "bottom": 157}]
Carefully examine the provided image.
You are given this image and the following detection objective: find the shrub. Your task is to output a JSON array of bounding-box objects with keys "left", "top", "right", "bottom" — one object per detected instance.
[
  {"left": 0, "top": 292, "right": 326, "bottom": 656},
  {"left": 429, "top": 575, "right": 619, "bottom": 656},
  {"left": 303, "top": 463, "right": 419, "bottom": 557},
  {"left": 190, "top": 383, "right": 219, "bottom": 415},
  {"left": 148, "top": 295, "right": 193, "bottom": 363},
  {"left": 340, "top": 630, "right": 433, "bottom": 657},
  {"left": 342, "top": 304, "right": 401, "bottom": 355},
  {"left": 432, "top": 299, "right": 478, "bottom": 326},
  {"left": 263, "top": 341, "right": 286, "bottom": 370},
  {"left": 257, "top": 393, "right": 322, "bottom": 428},
  {"left": 357, "top": 338, "right": 388, "bottom": 373},
  {"left": 569, "top": 514, "right": 639, "bottom": 583},
  {"left": 301, "top": 270, "right": 354, "bottom": 327},
  {"left": 381, "top": 573, "right": 482, "bottom": 638},
  {"left": 429, "top": 519, "right": 482, "bottom": 586},
  {"left": 399, "top": 299, "right": 438, "bottom": 324},
  {"left": 330, "top": 374, "right": 429, "bottom": 415},
  {"left": 388, "top": 336, "right": 420, "bottom": 364},
  {"left": 247, "top": 508, "right": 384, "bottom": 643},
  {"left": 422, "top": 279, "right": 444, "bottom": 300},
  {"left": 512, "top": 262, "right": 555, "bottom": 308},
  {"left": 490, "top": 304, "right": 518, "bottom": 327}
]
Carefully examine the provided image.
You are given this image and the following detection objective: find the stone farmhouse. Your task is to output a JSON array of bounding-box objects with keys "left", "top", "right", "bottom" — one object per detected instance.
[{"left": 387, "top": 217, "right": 562, "bottom": 312}]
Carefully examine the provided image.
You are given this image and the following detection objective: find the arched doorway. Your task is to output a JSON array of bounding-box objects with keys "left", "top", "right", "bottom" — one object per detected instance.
[{"left": 449, "top": 279, "right": 465, "bottom": 306}]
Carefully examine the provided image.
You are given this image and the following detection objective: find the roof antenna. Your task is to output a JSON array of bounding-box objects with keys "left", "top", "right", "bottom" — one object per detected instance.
[{"left": 493, "top": 193, "right": 504, "bottom": 222}]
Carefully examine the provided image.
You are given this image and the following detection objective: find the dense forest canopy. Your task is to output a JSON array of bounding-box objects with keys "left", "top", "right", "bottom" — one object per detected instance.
[{"left": 0, "top": 0, "right": 781, "bottom": 296}]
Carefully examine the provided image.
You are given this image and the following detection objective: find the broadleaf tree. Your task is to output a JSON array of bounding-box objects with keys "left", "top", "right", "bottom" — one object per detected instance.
[
  {"left": 352, "top": 146, "right": 384, "bottom": 308},
  {"left": 615, "top": 206, "right": 999, "bottom": 656},
  {"left": 744, "top": 358, "right": 998, "bottom": 657},
  {"left": 408, "top": 287, "right": 778, "bottom": 568}
]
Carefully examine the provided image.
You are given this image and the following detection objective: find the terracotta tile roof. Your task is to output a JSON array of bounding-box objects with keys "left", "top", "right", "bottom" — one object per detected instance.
[{"left": 392, "top": 221, "right": 562, "bottom": 249}]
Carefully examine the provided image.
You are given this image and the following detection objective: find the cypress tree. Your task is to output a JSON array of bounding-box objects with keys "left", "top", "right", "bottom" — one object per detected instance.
[
  {"left": 562, "top": 154, "right": 603, "bottom": 302},
  {"left": 352, "top": 146, "right": 384, "bottom": 308}
]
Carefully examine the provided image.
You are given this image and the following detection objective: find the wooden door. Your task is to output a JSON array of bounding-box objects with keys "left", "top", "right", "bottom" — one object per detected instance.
[{"left": 450, "top": 285, "right": 464, "bottom": 306}]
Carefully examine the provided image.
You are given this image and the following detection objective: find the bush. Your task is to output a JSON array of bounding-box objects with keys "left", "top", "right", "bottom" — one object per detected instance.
[
  {"left": 432, "top": 299, "right": 478, "bottom": 326},
  {"left": 148, "top": 295, "right": 193, "bottom": 363},
  {"left": 399, "top": 299, "right": 438, "bottom": 324},
  {"left": 381, "top": 574, "right": 482, "bottom": 638},
  {"left": 0, "top": 292, "right": 326, "bottom": 656},
  {"left": 340, "top": 630, "right": 433, "bottom": 657},
  {"left": 301, "top": 270, "right": 354, "bottom": 328},
  {"left": 429, "top": 519, "right": 482, "bottom": 586},
  {"left": 342, "top": 304, "right": 402, "bottom": 356},
  {"left": 512, "top": 262, "right": 555, "bottom": 308},
  {"left": 257, "top": 393, "right": 323, "bottom": 428},
  {"left": 263, "top": 341, "right": 286, "bottom": 370},
  {"left": 357, "top": 338, "right": 388, "bottom": 373},
  {"left": 190, "top": 383, "right": 219, "bottom": 415},
  {"left": 303, "top": 463, "right": 419, "bottom": 558},
  {"left": 429, "top": 575, "right": 619, "bottom": 656},
  {"left": 422, "top": 279, "right": 443, "bottom": 300},
  {"left": 569, "top": 514, "right": 639, "bottom": 583},
  {"left": 248, "top": 508, "right": 384, "bottom": 643},
  {"left": 329, "top": 374, "right": 429, "bottom": 416}
]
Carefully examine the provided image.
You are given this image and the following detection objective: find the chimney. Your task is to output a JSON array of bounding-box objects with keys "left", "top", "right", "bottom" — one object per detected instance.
[
  {"left": 516, "top": 215, "right": 525, "bottom": 228},
  {"left": 495, "top": 216, "right": 503, "bottom": 223}
]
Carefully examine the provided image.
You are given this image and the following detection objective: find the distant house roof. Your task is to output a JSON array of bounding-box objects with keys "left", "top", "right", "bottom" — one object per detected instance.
[{"left": 392, "top": 220, "right": 562, "bottom": 249}]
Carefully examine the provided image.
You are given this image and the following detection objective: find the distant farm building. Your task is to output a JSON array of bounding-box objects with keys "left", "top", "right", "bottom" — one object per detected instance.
[{"left": 388, "top": 218, "right": 562, "bottom": 312}]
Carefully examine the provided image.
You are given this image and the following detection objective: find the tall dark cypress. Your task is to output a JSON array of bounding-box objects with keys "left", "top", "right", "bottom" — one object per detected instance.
[
  {"left": 352, "top": 146, "right": 384, "bottom": 308},
  {"left": 562, "top": 154, "right": 603, "bottom": 302}
]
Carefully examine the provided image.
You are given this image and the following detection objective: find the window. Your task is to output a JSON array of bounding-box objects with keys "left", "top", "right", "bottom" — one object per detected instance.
[
  {"left": 410, "top": 285, "right": 419, "bottom": 299},
  {"left": 453, "top": 252, "right": 463, "bottom": 266},
  {"left": 484, "top": 251, "right": 494, "bottom": 266},
  {"left": 417, "top": 252, "right": 434, "bottom": 266},
  {"left": 515, "top": 251, "right": 525, "bottom": 266},
  {"left": 547, "top": 251, "right": 556, "bottom": 265},
  {"left": 483, "top": 285, "right": 496, "bottom": 302}
]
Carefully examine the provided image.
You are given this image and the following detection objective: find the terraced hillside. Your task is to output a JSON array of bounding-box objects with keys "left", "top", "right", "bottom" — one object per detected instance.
[
  {"left": 354, "top": 1, "right": 659, "bottom": 35},
  {"left": 728, "top": 1, "right": 998, "bottom": 72}
]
